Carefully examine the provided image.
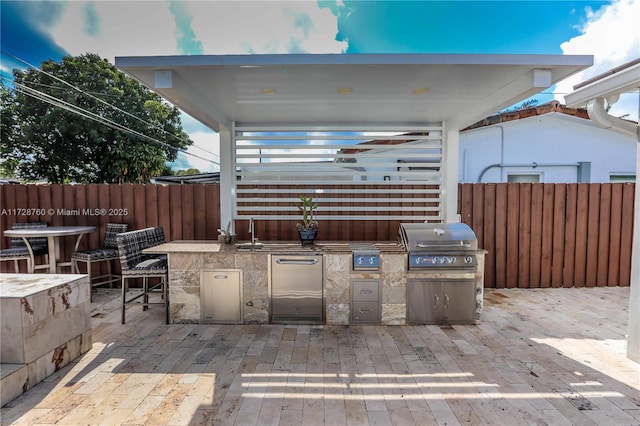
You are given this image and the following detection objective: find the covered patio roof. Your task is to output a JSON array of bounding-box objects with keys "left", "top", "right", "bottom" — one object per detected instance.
[{"left": 115, "top": 53, "right": 593, "bottom": 131}]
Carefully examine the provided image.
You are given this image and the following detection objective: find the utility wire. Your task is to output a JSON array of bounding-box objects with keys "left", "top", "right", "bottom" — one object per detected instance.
[
  {"left": 2, "top": 51, "right": 221, "bottom": 161},
  {"left": 3, "top": 75, "right": 219, "bottom": 165}
]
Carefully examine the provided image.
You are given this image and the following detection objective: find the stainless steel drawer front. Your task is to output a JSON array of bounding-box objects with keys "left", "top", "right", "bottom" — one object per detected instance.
[
  {"left": 352, "top": 280, "right": 379, "bottom": 302},
  {"left": 351, "top": 301, "right": 380, "bottom": 323},
  {"left": 350, "top": 279, "right": 381, "bottom": 324},
  {"left": 271, "top": 255, "right": 324, "bottom": 323}
]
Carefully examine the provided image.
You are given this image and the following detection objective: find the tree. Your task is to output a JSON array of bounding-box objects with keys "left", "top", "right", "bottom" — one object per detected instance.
[{"left": 1, "top": 53, "right": 193, "bottom": 183}]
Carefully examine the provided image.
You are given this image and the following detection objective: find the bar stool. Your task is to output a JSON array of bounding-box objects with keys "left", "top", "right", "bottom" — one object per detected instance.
[
  {"left": 71, "top": 223, "right": 128, "bottom": 300},
  {"left": 117, "top": 227, "right": 168, "bottom": 324}
]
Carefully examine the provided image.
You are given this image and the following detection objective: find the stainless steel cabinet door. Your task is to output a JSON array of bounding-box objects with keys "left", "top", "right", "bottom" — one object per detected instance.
[
  {"left": 201, "top": 270, "right": 243, "bottom": 324},
  {"left": 407, "top": 279, "right": 441, "bottom": 324},
  {"left": 407, "top": 279, "right": 475, "bottom": 324},
  {"left": 441, "top": 282, "right": 476, "bottom": 323}
]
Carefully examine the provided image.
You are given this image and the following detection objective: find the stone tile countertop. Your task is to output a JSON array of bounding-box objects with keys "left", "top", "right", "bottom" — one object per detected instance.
[{"left": 143, "top": 240, "right": 405, "bottom": 254}]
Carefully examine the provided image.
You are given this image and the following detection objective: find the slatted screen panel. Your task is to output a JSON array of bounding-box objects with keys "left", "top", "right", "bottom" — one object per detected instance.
[{"left": 233, "top": 126, "right": 444, "bottom": 222}]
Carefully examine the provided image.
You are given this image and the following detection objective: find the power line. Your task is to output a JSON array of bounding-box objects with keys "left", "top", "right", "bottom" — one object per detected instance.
[
  {"left": 1, "top": 51, "right": 221, "bottom": 162},
  {"left": 2, "top": 75, "right": 219, "bottom": 166}
]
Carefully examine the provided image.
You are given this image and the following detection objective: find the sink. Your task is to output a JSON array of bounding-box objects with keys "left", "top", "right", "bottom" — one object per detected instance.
[
  {"left": 235, "top": 242, "right": 264, "bottom": 250},
  {"left": 235, "top": 242, "right": 317, "bottom": 252}
]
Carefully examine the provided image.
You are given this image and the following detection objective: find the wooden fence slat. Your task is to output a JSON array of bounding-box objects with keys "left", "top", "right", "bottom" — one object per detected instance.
[
  {"left": 157, "top": 185, "right": 171, "bottom": 240},
  {"left": 585, "top": 184, "right": 601, "bottom": 287},
  {"left": 460, "top": 183, "right": 473, "bottom": 227},
  {"left": 472, "top": 184, "right": 484, "bottom": 250},
  {"left": 205, "top": 184, "right": 219, "bottom": 240},
  {"left": 619, "top": 183, "right": 635, "bottom": 285},
  {"left": 193, "top": 184, "right": 206, "bottom": 239},
  {"left": 596, "top": 184, "right": 612, "bottom": 286},
  {"left": 1, "top": 185, "right": 17, "bottom": 249},
  {"left": 145, "top": 185, "right": 159, "bottom": 229},
  {"left": 518, "top": 184, "right": 531, "bottom": 288},
  {"left": 574, "top": 184, "right": 589, "bottom": 287},
  {"left": 482, "top": 184, "right": 496, "bottom": 288},
  {"left": 120, "top": 184, "right": 134, "bottom": 228},
  {"left": 529, "top": 184, "right": 543, "bottom": 288},
  {"left": 563, "top": 184, "right": 578, "bottom": 286},
  {"left": 181, "top": 184, "right": 195, "bottom": 240},
  {"left": 50, "top": 185, "right": 64, "bottom": 227},
  {"left": 494, "top": 184, "right": 508, "bottom": 288},
  {"left": 608, "top": 184, "right": 623, "bottom": 285},
  {"left": 506, "top": 184, "right": 520, "bottom": 288},
  {"left": 551, "top": 184, "right": 566, "bottom": 287},
  {"left": 540, "top": 184, "right": 555, "bottom": 286}
]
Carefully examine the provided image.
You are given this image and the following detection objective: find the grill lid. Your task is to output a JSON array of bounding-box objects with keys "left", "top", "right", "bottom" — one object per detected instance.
[{"left": 399, "top": 223, "right": 478, "bottom": 252}]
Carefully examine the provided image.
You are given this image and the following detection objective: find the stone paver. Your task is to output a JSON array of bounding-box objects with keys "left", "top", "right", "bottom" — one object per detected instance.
[{"left": 1, "top": 286, "right": 639, "bottom": 425}]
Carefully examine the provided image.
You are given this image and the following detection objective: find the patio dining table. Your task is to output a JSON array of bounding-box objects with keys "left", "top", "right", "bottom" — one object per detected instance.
[{"left": 4, "top": 226, "right": 96, "bottom": 273}]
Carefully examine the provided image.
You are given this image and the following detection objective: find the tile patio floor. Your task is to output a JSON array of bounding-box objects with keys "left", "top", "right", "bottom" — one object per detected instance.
[{"left": 1, "top": 286, "right": 639, "bottom": 425}]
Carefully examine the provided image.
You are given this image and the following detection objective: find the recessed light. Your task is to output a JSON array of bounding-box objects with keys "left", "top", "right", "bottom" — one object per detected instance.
[
  {"left": 262, "top": 88, "right": 277, "bottom": 95},
  {"left": 337, "top": 87, "right": 353, "bottom": 95},
  {"left": 412, "top": 87, "right": 429, "bottom": 95}
]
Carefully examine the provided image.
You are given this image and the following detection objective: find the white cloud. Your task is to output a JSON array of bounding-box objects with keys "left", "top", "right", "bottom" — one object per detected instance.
[
  {"left": 48, "top": 1, "right": 345, "bottom": 60},
  {"left": 189, "top": 1, "right": 346, "bottom": 54},
  {"left": 557, "top": 0, "right": 640, "bottom": 120},
  {"left": 48, "top": 2, "right": 179, "bottom": 61}
]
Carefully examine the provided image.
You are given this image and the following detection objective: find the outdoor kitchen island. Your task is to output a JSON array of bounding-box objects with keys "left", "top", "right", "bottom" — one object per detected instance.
[{"left": 144, "top": 238, "right": 485, "bottom": 326}]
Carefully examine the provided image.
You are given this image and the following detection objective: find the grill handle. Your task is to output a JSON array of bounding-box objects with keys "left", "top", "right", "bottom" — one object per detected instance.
[
  {"left": 444, "top": 294, "right": 450, "bottom": 309},
  {"left": 433, "top": 294, "right": 439, "bottom": 309},
  {"left": 417, "top": 241, "right": 471, "bottom": 248}
]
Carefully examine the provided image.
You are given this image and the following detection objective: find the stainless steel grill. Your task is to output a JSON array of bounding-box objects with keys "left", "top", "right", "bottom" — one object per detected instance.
[
  {"left": 399, "top": 223, "right": 478, "bottom": 269},
  {"left": 400, "top": 222, "right": 481, "bottom": 325}
]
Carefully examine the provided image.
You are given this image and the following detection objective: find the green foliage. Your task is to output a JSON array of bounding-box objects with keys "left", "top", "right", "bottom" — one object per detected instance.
[
  {"left": 175, "top": 168, "right": 202, "bottom": 176},
  {"left": 296, "top": 195, "right": 319, "bottom": 229},
  {"left": 1, "top": 53, "right": 193, "bottom": 183}
]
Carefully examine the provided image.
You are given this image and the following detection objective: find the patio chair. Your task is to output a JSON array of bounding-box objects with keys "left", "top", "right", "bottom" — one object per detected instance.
[
  {"left": 0, "top": 222, "right": 49, "bottom": 273},
  {"left": 117, "top": 227, "right": 168, "bottom": 324},
  {"left": 71, "top": 223, "right": 128, "bottom": 301}
]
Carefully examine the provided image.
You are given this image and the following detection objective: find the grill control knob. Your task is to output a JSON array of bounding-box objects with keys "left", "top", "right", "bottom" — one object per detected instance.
[
  {"left": 464, "top": 256, "right": 473, "bottom": 263},
  {"left": 448, "top": 256, "right": 456, "bottom": 263}
]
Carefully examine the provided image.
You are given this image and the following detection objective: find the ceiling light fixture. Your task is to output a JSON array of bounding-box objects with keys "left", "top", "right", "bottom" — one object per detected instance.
[
  {"left": 412, "top": 87, "right": 429, "bottom": 95},
  {"left": 262, "top": 88, "right": 277, "bottom": 95},
  {"left": 337, "top": 87, "right": 354, "bottom": 95}
]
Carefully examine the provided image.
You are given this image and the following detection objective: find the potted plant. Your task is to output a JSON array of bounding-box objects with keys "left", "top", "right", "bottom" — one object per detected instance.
[{"left": 296, "top": 195, "right": 318, "bottom": 244}]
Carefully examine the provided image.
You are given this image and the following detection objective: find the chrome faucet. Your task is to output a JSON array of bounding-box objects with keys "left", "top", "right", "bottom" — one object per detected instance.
[{"left": 249, "top": 217, "right": 257, "bottom": 245}]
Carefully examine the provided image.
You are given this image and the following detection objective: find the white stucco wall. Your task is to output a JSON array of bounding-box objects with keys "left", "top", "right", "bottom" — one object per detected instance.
[{"left": 458, "top": 113, "right": 637, "bottom": 183}]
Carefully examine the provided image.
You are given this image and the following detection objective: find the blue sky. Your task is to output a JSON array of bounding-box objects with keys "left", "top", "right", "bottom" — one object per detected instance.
[{"left": 2, "top": 0, "right": 638, "bottom": 171}]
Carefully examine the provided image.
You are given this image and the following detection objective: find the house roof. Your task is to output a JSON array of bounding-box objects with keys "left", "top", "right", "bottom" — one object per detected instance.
[
  {"left": 115, "top": 53, "right": 592, "bottom": 131},
  {"left": 340, "top": 101, "right": 593, "bottom": 153},
  {"left": 565, "top": 58, "right": 640, "bottom": 108},
  {"left": 151, "top": 172, "right": 220, "bottom": 184},
  {"left": 462, "top": 100, "right": 590, "bottom": 131}
]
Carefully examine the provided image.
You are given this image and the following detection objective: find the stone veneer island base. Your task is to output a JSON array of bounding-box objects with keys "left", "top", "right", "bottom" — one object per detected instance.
[
  {"left": 1, "top": 274, "right": 92, "bottom": 407},
  {"left": 146, "top": 241, "right": 484, "bottom": 326}
]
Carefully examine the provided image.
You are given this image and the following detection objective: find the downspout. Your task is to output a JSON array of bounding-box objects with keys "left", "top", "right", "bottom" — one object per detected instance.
[{"left": 587, "top": 96, "right": 639, "bottom": 141}]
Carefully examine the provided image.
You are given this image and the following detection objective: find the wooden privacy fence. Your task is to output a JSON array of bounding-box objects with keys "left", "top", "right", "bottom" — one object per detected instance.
[
  {"left": 459, "top": 183, "right": 635, "bottom": 289},
  {"left": 1, "top": 183, "right": 635, "bottom": 288}
]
